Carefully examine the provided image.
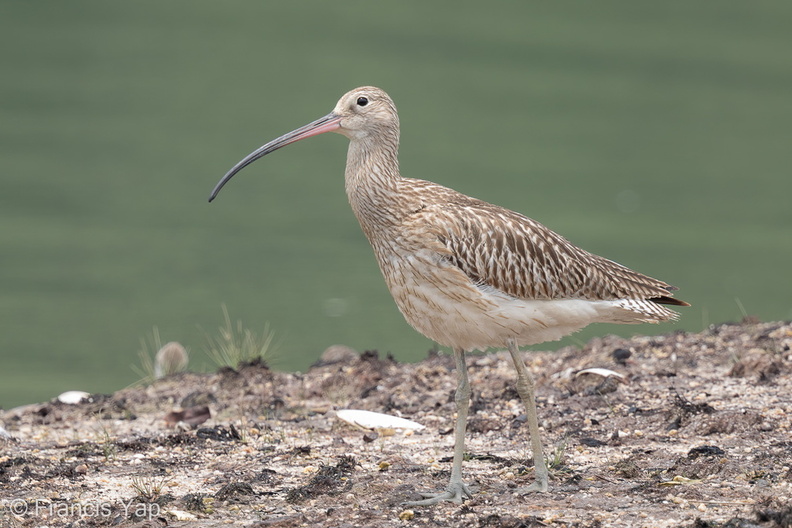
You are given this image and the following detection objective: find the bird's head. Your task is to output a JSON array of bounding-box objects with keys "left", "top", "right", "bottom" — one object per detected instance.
[
  {"left": 330, "top": 86, "right": 399, "bottom": 141},
  {"left": 209, "top": 86, "right": 398, "bottom": 202}
]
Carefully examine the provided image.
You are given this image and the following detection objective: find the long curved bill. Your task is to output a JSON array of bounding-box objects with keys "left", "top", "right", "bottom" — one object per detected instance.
[{"left": 209, "top": 112, "right": 342, "bottom": 202}]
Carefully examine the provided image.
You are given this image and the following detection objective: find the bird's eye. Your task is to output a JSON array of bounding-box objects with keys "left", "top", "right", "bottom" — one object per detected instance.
[{"left": 356, "top": 96, "right": 369, "bottom": 107}]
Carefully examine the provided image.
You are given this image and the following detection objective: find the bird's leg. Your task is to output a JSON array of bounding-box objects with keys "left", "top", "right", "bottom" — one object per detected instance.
[
  {"left": 402, "top": 347, "right": 474, "bottom": 506},
  {"left": 507, "top": 338, "right": 549, "bottom": 493}
]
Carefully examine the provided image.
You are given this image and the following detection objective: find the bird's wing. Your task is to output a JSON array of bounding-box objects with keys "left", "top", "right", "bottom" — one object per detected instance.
[{"left": 418, "top": 195, "right": 685, "bottom": 305}]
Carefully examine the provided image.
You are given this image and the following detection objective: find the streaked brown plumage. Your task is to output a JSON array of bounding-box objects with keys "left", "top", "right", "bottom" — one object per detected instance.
[{"left": 210, "top": 86, "right": 688, "bottom": 505}]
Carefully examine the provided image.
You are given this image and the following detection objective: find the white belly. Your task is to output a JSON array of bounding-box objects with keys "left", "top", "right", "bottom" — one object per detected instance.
[{"left": 381, "top": 251, "right": 651, "bottom": 352}]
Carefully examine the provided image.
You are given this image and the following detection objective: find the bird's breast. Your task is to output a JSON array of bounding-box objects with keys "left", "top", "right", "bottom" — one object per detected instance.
[
  {"left": 371, "top": 239, "right": 496, "bottom": 347},
  {"left": 364, "top": 232, "right": 641, "bottom": 351}
]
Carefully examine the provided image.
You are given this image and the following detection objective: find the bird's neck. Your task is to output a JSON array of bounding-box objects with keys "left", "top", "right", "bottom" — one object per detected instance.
[{"left": 344, "top": 134, "right": 403, "bottom": 234}]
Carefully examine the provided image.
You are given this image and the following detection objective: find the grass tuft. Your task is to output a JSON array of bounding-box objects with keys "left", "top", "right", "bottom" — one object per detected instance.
[
  {"left": 131, "top": 327, "right": 164, "bottom": 386},
  {"left": 203, "top": 305, "right": 276, "bottom": 370},
  {"left": 130, "top": 475, "right": 172, "bottom": 502}
]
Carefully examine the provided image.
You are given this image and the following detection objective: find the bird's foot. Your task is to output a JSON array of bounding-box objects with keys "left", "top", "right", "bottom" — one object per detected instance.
[
  {"left": 402, "top": 481, "right": 475, "bottom": 506},
  {"left": 514, "top": 478, "right": 549, "bottom": 495}
]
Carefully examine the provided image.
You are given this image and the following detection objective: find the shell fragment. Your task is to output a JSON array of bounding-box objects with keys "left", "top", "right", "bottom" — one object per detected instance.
[
  {"left": 575, "top": 368, "right": 627, "bottom": 382},
  {"left": 336, "top": 409, "right": 425, "bottom": 431}
]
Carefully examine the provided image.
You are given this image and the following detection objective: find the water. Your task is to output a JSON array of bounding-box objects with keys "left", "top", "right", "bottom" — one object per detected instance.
[{"left": 2, "top": 1, "right": 791, "bottom": 407}]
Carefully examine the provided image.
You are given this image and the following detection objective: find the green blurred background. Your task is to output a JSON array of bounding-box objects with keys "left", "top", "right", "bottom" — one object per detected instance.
[{"left": 1, "top": 1, "right": 790, "bottom": 408}]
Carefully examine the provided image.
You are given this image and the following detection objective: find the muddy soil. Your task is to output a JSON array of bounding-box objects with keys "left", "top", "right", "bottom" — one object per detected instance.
[{"left": 1, "top": 320, "right": 791, "bottom": 527}]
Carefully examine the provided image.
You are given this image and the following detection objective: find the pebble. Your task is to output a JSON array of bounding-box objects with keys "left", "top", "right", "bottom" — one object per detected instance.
[
  {"left": 57, "top": 391, "right": 91, "bottom": 404},
  {"left": 168, "top": 509, "right": 197, "bottom": 521}
]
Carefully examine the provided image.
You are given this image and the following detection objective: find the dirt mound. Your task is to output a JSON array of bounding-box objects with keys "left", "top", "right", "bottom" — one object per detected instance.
[{"left": 2, "top": 320, "right": 791, "bottom": 527}]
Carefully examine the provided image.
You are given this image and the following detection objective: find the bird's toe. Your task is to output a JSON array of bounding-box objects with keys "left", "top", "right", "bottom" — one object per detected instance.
[{"left": 401, "top": 481, "right": 474, "bottom": 506}]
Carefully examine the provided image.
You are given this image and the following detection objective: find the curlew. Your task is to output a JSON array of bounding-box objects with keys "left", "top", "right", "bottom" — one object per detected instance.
[{"left": 209, "top": 86, "right": 688, "bottom": 505}]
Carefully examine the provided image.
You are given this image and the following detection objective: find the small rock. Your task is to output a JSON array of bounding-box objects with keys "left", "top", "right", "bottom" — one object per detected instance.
[
  {"left": 57, "top": 391, "right": 91, "bottom": 404},
  {"left": 613, "top": 348, "right": 632, "bottom": 365},
  {"left": 164, "top": 405, "right": 211, "bottom": 427},
  {"left": 155, "top": 342, "right": 189, "bottom": 378},
  {"left": 687, "top": 445, "right": 725, "bottom": 459},
  {"left": 314, "top": 345, "right": 359, "bottom": 367}
]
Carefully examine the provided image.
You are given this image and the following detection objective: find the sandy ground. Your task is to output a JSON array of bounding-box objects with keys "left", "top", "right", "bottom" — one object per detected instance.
[{"left": 1, "top": 319, "right": 791, "bottom": 528}]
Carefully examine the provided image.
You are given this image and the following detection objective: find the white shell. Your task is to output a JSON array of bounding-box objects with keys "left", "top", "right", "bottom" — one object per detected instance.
[
  {"left": 336, "top": 409, "right": 425, "bottom": 431},
  {"left": 575, "top": 368, "right": 627, "bottom": 381},
  {"left": 166, "top": 509, "right": 197, "bottom": 521},
  {"left": 0, "top": 425, "right": 13, "bottom": 440},
  {"left": 57, "top": 391, "right": 91, "bottom": 404}
]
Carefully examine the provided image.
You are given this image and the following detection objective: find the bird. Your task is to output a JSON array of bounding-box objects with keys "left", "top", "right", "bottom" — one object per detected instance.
[{"left": 209, "top": 86, "right": 688, "bottom": 506}]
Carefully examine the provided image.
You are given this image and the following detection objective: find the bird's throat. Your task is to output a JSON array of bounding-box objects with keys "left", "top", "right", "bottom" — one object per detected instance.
[{"left": 344, "top": 139, "right": 402, "bottom": 235}]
